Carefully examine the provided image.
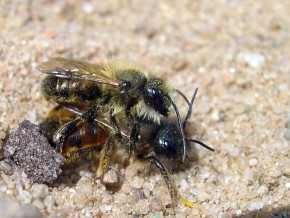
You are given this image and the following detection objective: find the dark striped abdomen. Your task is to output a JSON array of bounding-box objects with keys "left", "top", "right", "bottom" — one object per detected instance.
[{"left": 42, "top": 76, "right": 102, "bottom": 104}]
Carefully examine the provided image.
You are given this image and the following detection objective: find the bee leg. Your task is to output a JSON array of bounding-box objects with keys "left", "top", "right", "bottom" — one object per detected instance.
[
  {"left": 145, "top": 156, "right": 176, "bottom": 201},
  {"left": 65, "top": 146, "right": 100, "bottom": 163},
  {"left": 128, "top": 121, "right": 137, "bottom": 157},
  {"left": 110, "top": 108, "right": 120, "bottom": 133},
  {"left": 125, "top": 111, "right": 138, "bottom": 157},
  {"left": 53, "top": 118, "right": 81, "bottom": 153},
  {"left": 54, "top": 106, "right": 100, "bottom": 153},
  {"left": 97, "top": 135, "right": 115, "bottom": 179}
]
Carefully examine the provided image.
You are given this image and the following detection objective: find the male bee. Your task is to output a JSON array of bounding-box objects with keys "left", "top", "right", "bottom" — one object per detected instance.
[
  {"left": 40, "top": 88, "right": 214, "bottom": 202},
  {"left": 38, "top": 57, "right": 188, "bottom": 161}
]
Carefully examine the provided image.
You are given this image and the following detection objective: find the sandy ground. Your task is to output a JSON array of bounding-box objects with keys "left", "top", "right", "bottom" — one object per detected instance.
[{"left": 0, "top": 0, "right": 289, "bottom": 217}]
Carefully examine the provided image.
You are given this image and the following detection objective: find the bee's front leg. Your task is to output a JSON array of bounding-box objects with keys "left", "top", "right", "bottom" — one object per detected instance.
[
  {"left": 53, "top": 118, "right": 81, "bottom": 153},
  {"left": 144, "top": 156, "right": 177, "bottom": 202}
]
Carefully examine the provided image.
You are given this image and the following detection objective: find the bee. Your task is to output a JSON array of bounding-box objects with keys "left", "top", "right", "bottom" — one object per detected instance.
[
  {"left": 37, "top": 57, "right": 189, "bottom": 161},
  {"left": 39, "top": 88, "right": 214, "bottom": 203},
  {"left": 39, "top": 106, "right": 111, "bottom": 162}
]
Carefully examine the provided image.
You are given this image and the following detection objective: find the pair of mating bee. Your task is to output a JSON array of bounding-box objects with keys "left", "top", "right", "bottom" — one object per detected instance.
[{"left": 38, "top": 57, "right": 214, "bottom": 202}]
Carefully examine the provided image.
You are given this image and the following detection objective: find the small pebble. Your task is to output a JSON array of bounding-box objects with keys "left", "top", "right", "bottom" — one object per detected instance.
[
  {"left": 0, "top": 186, "right": 7, "bottom": 193},
  {"left": 6, "top": 189, "right": 14, "bottom": 195},
  {"left": 99, "top": 204, "right": 112, "bottom": 213},
  {"left": 173, "top": 59, "right": 188, "bottom": 71},
  {"left": 52, "top": 209, "right": 69, "bottom": 218},
  {"left": 125, "top": 165, "right": 138, "bottom": 178},
  {"left": 71, "top": 191, "right": 88, "bottom": 205},
  {"left": 43, "top": 195, "right": 55, "bottom": 210},
  {"left": 257, "top": 185, "right": 268, "bottom": 195},
  {"left": 82, "top": 2, "right": 94, "bottom": 14},
  {"left": 243, "top": 53, "right": 265, "bottom": 68},
  {"left": 30, "top": 184, "right": 49, "bottom": 199},
  {"left": 180, "top": 179, "right": 189, "bottom": 190},
  {"left": 281, "top": 161, "right": 290, "bottom": 176},
  {"left": 79, "top": 183, "right": 93, "bottom": 195},
  {"left": 32, "top": 199, "right": 45, "bottom": 210},
  {"left": 17, "top": 189, "right": 33, "bottom": 204},
  {"left": 222, "top": 71, "right": 235, "bottom": 84},
  {"left": 197, "top": 191, "right": 208, "bottom": 202},
  {"left": 232, "top": 104, "right": 246, "bottom": 115},
  {"left": 130, "top": 177, "right": 144, "bottom": 189},
  {"left": 244, "top": 169, "right": 254, "bottom": 185},
  {"left": 233, "top": 209, "right": 242, "bottom": 216},
  {"left": 227, "top": 146, "right": 240, "bottom": 157},
  {"left": 211, "top": 110, "right": 220, "bottom": 121},
  {"left": 101, "top": 195, "right": 112, "bottom": 204},
  {"left": 0, "top": 196, "right": 42, "bottom": 218},
  {"left": 249, "top": 158, "right": 258, "bottom": 166},
  {"left": 269, "top": 168, "right": 282, "bottom": 178},
  {"left": 135, "top": 200, "right": 150, "bottom": 215},
  {"left": 102, "top": 168, "right": 121, "bottom": 186},
  {"left": 133, "top": 188, "right": 146, "bottom": 199},
  {"left": 247, "top": 199, "right": 265, "bottom": 211}
]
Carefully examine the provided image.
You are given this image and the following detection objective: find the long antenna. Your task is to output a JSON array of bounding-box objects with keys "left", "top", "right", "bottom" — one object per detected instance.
[
  {"left": 174, "top": 89, "right": 190, "bottom": 106},
  {"left": 186, "top": 139, "right": 215, "bottom": 152},
  {"left": 183, "top": 88, "right": 198, "bottom": 130},
  {"left": 164, "top": 94, "right": 187, "bottom": 162}
]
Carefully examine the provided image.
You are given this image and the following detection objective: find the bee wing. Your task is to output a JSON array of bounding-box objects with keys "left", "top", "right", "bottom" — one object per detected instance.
[{"left": 37, "top": 57, "right": 120, "bottom": 86}]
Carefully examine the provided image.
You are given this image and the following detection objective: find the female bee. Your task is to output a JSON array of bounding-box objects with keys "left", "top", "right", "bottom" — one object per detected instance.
[
  {"left": 38, "top": 58, "right": 188, "bottom": 161},
  {"left": 40, "top": 88, "right": 214, "bottom": 202},
  {"left": 39, "top": 106, "right": 111, "bottom": 163}
]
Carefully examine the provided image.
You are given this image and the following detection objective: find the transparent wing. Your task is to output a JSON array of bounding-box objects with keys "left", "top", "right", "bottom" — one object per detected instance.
[{"left": 37, "top": 57, "right": 120, "bottom": 86}]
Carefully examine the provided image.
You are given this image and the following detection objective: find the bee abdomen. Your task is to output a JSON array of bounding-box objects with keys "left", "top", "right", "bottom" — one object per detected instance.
[
  {"left": 42, "top": 76, "right": 102, "bottom": 103},
  {"left": 62, "top": 122, "right": 108, "bottom": 158}
]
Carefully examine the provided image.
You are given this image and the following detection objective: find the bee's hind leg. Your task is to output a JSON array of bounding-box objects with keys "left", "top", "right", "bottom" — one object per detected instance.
[
  {"left": 65, "top": 146, "right": 100, "bottom": 163},
  {"left": 97, "top": 135, "right": 117, "bottom": 179}
]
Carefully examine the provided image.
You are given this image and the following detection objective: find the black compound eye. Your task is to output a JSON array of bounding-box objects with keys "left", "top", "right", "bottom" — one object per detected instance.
[
  {"left": 148, "top": 87, "right": 163, "bottom": 103},
  {"left": 120, "top": 81, "right": 131, "bottom": 89},
  {"left": 120, "top": 81, "right": 131, "bottom": 94},
  {"left": 145, "top": 87, "right": 169, "bottom": 116},
  {"left": 148, "top": 87, "right": 161, "bottom": 96}
]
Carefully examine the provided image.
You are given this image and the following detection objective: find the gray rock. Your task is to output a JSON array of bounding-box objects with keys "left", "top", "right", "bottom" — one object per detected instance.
[{"left": 3, "top": 120, "right": 65, "bottom": 184}]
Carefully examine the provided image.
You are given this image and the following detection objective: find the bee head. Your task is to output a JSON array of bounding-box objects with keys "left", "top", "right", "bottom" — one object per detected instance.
[
  {"left": 144, "top": 78, "right": 170, "bottom": 116},
  {"left": 153, "top": 122, "right": 183, "bottom": 161}
]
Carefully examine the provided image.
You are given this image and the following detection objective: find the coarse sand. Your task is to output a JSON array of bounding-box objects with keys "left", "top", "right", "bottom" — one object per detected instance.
[{"left": 0, "top": 1, "right": 289, "bottom": 217}]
